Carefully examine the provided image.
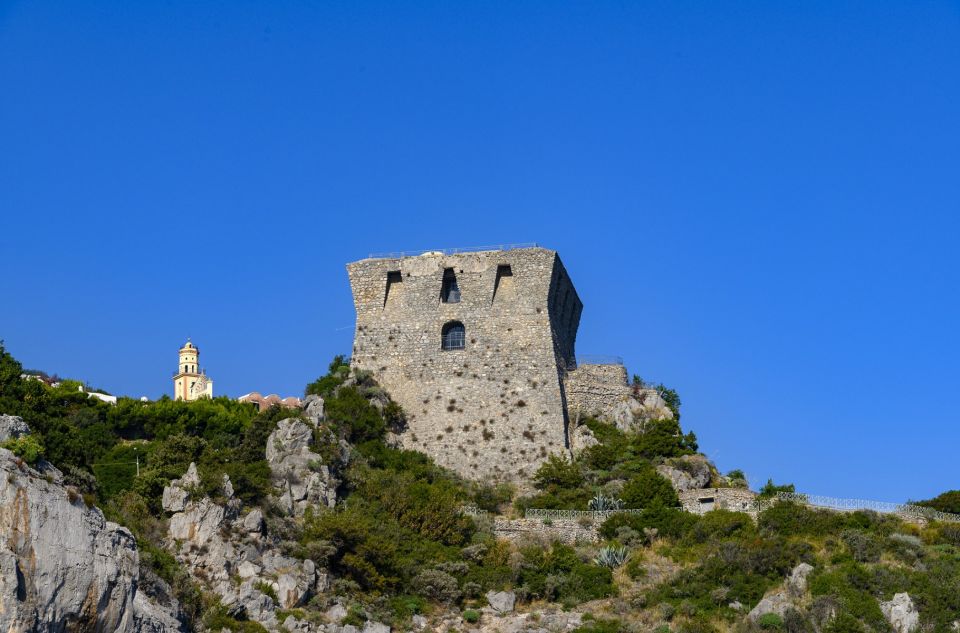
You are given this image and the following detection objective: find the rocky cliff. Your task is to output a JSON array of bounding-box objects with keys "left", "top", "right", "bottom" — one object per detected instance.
[{"left": 0, "top": 417, "right": 184, "bottom": 633}]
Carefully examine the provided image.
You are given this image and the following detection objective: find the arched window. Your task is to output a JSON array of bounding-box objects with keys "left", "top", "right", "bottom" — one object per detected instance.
[{"left": 441, "top": 321, "right": 466, "bottom": 351}]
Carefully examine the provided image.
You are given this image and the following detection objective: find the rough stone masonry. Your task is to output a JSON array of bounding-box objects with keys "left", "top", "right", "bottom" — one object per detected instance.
[{"left": 347, "top": 246, "right": 583, "bottom": 482}]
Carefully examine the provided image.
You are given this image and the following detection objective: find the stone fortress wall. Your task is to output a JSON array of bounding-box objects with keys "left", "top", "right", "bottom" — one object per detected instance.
[
  {"left": 347, "top": 247, "right": 582, "bottom": 483},
  {"left": 563, "top": 360, "right": 675, "bottom": 430},
  {"left": 563, "top": 363, "right": 632, "bottom": 419}
]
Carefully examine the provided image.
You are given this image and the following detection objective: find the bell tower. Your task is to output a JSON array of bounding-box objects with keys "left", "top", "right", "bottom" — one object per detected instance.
[{"left": 173, "top": 339, "right": 214, "bottom": 401}]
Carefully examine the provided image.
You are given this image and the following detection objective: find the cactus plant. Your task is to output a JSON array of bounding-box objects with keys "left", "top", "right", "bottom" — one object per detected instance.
[
  {"left": 594, "top": 545, "right": 628, "bottom": 568},
  {"left": 588, "top": 492, "right": 624, "bottom": 512}
]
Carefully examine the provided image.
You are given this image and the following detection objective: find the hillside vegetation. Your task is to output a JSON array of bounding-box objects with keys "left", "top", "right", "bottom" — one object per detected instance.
[{"left": 1, "top": 342, "right": 958, "bottom": 632}]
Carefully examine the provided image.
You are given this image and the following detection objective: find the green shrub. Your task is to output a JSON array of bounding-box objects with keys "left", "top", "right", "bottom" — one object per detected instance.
[
  {"left": 758, "top": 479, "right": 795, "bottom": 498},
  {"left": 632, "top": 419, "right": 697, "bottom": 458},
  {"left": 645, "top": 534, "right": 805, "bottom": 616},
  {"left": 470, "top": 482, "right": 514, "bottom": 512},
  {"left": 573, "top": 617, "right": 622, "bottom": 633},
  {"left": 411, "top": 569, "right": 461, "bottom": 604},
  {"left": 358, "top": 468, "right": 472, "bottom": 545},
  {"left": 916, "top": 489, "right": 960, "bottom": 515},
  {"left": 808, "top": 563, "right": 887, "bottom": 631},
  {"left": 342, "top": 605, "right": 367, "bottom": 627},
  {"left": 625, "top": 556, "right": 647, "bottom": 580},
  {"left": 516, "top": 543, "right": 615, "bottom": 605},
  {"left": 389, "top": 594, "right": 426, "bottom": 619},
  {"left": 325, "top": 386, "right": 386, "bottom": 444},
  {"left": 681, "top": 509, "right": 756, "bottom": 546},
  {"left": 253, "top": 580, "right": 279, "bottom": 603},
  {"left": 937, "top": 524, "right": 960, "bottom": 546},
  {"left": 533, "top": 453, "right": 583, "bottom": 490},
  {"left": 2, "top": 434, "right": 45, "bottom": 465},
  {"left": 600, "top": 506, "right": 696, "bottom": 541},
  {"left": 758, "top": 502, "right": 846, "bottom": 537},
  {"left": 758, "top": 613, "right": 784, "bottom": 630},
  {"left": 620, "top": 466, "right": 678, "bottom": 509},
  {"left": 462, "top": 609, "right": 480, "bottom": 623},
  {"left": 674, "top": 619, "right": 717, "bottom": 633},
  {"left": 203, "top": 603, "right": 271, "bottom": 632},
  {"left": 824, "top": 613, "right": 865, "bottom": 633},
  {"left": 305, "top": 355, "right": 350, "bottom": 397},
  {"left": 840, "top": 530, "right": 881, "bottom": 563}
]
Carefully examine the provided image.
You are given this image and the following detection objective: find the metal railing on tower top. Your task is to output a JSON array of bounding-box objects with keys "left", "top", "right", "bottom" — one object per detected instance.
[
  {"left": 568, "top": 355, "right": 624, "bottom": 369},
  {"left": 367, "top": 243, "right": 539, "bottom": 259}
]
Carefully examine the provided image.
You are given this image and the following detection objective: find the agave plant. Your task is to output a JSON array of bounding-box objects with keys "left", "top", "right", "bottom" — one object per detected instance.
[
  {"left": 594, "top": 545, "right": 628, "bottom": 568},
  {"left": 588, "top": 492, "right": 624, "bottom": 512}
]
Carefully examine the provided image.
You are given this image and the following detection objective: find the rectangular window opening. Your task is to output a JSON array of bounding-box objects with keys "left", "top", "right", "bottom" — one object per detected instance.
[
  {"left": 441, "top": 268, "right": 461, "bottom": 303},
  {"left": 384, "top": 270, "right": 403, "bottom": 307},
  {"left": 493, "top": 264, "right": 514, "bottom": 302}
]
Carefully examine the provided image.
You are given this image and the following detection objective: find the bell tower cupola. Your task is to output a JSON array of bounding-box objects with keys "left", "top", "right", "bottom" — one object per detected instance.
[{"left": 173, "top": 339, "right": 214, "bottom": 401}]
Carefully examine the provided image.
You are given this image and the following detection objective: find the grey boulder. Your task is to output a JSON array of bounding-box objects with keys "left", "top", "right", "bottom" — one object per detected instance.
[
  {"left": 486, "top": 590, "right": 516, "bottom": 614},
  {"left": 881, "top": 593, "right": 919, "bottom": 633},
  {"left": 0, "top": 415, "right": 30, "bottom": 442}
]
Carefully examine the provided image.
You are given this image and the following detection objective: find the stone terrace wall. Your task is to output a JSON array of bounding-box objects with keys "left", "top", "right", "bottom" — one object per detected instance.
[
  {"left": 680, "top": 488, "right": 759, "bottom": 515},
  {"left": 347, "top": 247, "right": 582, "bottom": 483},
  {"left": 493, "top": 518, "right": 599, "bottom": 544}
]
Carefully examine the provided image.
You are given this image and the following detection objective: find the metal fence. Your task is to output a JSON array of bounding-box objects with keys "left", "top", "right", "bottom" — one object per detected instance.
[
  {"left": 773, "top": 492, "right": 960, "bottom": 523},
  {"left": 570, "top": 355, "right": 624, "bottom": 368},
  {"left": 368, "top": 243, "right": 539, "bottom": 259},
  {"left": 524, "top": 508, "right": 645, "bottom": 521},
  {"left": 524, "top": 495, "right": 960, "bottom": 524},
  {"left": 460, "top": 505, "right": 489, "bottom": 518}
]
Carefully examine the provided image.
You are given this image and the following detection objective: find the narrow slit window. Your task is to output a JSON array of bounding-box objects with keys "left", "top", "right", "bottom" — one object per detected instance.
[
  {"left": 441, "top": 321, "right": 466, "bottom": 350},
  {"left": 493, "top": 264, "right": 514, "bottom": 302},
  {"left": 384, "top": 270, "right": 403, "bottom": 307},
  {"left": 441, "top": 268, "right": 461, "bottom": 303}
]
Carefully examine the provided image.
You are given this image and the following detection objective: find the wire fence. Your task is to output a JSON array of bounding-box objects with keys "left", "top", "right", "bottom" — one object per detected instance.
[
  {"left": 569, "top": 355, "right": 624, "bottom": 368},
  {"left": 368, "top": 243, "right": 539, "bottom": 259},
  {"left": 524, "top": 508, "right": 646, "bottom": 521},
  {"left": 516, "top": 495, "right": 960, "bottom": 525},
  {"left": 773, "top": 492, "right": 960, "bottom": 523}
]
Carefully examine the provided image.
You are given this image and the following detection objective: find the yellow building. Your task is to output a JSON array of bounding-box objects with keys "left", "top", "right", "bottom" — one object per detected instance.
[{"left": 173, "top": 339, "right": 214, "bottom": 401}]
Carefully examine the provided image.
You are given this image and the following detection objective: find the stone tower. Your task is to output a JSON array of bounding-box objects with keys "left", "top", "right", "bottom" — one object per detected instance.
[
  {"left": 173, "top": 339, "right": 214, "bottom": 401},
  {"left": 347, "top": 246, "right": 582, "bottom": 482}
]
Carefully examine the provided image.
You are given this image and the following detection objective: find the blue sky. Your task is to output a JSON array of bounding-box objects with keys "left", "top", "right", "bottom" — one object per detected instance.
[{"left": 1, "top": 1, "right": 958, "bottom": 502}]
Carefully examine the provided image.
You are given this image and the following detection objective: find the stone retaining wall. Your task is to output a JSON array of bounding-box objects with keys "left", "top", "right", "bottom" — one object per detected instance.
[
  {"left": 492, "top": 518, "right": 599, "bottom": 544},
  {"left": 680, "top": 488, "right": 759, "bottom": 514}
]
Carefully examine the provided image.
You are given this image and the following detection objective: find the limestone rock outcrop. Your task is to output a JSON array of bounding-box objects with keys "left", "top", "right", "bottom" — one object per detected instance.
[
  {"left": 880, "top": 593, "right": 919, "bottom": 633},
  {"left": 563, "top": 364, "right": 675, "bottom": 439},
  {"left": 568, "top": 423, "right": 599, "bottom": 454},
  {"left": 303, "top": 394, "right": 325, "bottom": 424},
  {"left": 656, "top": 455, "right": 713, "bottom": 492},
  {"left": 748, "top": 563, "right": 815, "bottom": 623},
  {"left": 0, "top": 443, "right": 184, "bottom": 632},
  {"left": 0, "top": 414, "right": 30, "bottom": 441},
  {"left": 267, "top": 417, "right": 339, "bottom": 516},
  {"left": 486, "top": 590, "right": 516, "bottom": 614},
  {"left": 161, "top": 461, "right": 200, "bottom": 512},
  {"left": 787, "top": 562, "right": 814, "bottom": 598},
  {"left": 162, "top": 462, "right": 329, "bottom": 631},
  {"left": 748, "top": 590, "right": 792, "bottom": 622},
  {"left": 601, "top": 390, "right": 675, "bottom": 432}
]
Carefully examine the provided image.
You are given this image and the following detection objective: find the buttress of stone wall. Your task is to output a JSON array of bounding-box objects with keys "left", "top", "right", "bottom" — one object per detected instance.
[
  {"left": 563, "top": 364, "right": 632, "bottom": 419},
  {"left": 547, "top": 259, "right": 582, "bottom": 369},
  {"left": 346, "top": 247, "right": 578, "bottom": 483}
]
